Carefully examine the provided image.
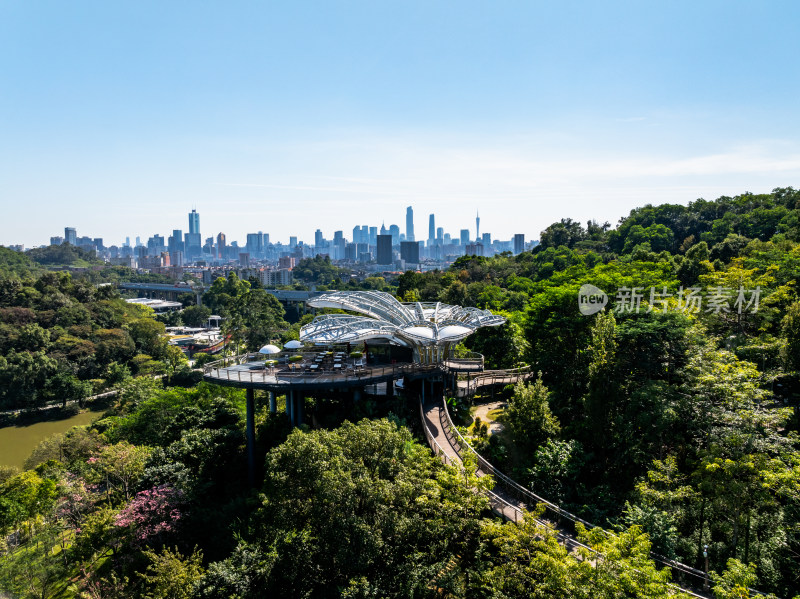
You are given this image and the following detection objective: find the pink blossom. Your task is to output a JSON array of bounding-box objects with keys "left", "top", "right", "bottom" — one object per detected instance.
[{"left": 113, "top": 485, "right": 184, "bottom": 546}]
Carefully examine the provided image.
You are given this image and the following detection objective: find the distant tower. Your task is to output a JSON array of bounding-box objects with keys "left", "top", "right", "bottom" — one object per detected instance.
[
  {"left": 406, "top": 206, "right": 415, "bottom": 242},
  {"left": 428, "top": 214, "right": 435, "bottom": 245},
  {"left": 64, "top": 227, "right": 77, "bottom": 245},
  {"left": 476, "top": 211, "right": 480, "bottom": 242},
  {"left": 188, "top": 209, "right": 200, "bottom": 235}
]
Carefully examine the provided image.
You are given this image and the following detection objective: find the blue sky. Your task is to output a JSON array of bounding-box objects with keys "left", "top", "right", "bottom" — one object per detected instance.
[{"left": 2, "top": 1, "right": 799, "bottom": 247}]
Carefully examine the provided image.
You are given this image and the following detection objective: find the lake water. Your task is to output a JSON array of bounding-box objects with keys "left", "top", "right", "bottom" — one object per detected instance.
[{"left": 0, "top": 409, "right": 104, "bottom": 470}]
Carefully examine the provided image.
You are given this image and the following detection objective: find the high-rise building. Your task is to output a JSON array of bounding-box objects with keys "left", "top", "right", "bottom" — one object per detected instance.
[
  {"left": 188, "top": 209, "right": 200, "bottom": 235},
  {"left": 428, "top": 214, "right": 435, "bottom": 245},
  {"left": 476, "top": 211, "right": 480, "bottom": 242},
  {"left": 513, "top": 234, "right": 525, "bottom": 254},
  {"left": 289, "top": 236, "right": 298, "bottom": 248},
  {"left": 406, "top": 206, "right": 415, "bottom": 241},
  {"left": 400, "top": 240, "right": 419, "bottom": 264},
  {"left": 389, "top": 224, "right": 400, "bottom": 246},
  {"left": 147, "top": 234, "right": 165, "bottom": 256},
  {"left": 368, "top": 226, "right": 377, "bottom": 246},
  {"left": 437, "top": 227, "right": 444, "bottom": 244},
  {"left": 460, "top": 229, "right": 470, "bottom": 245},
  {"left": 482, "top": 232, "right": 491, "bottom": 247},
  {"left": 376, "top": 234, "right": 392, "bottom": 265},
  {"left": 315, "top": 229, "right": 324, "bottom": 249},
  {"left": 50, "top": 236, "right": 64, "bottom": 246},
  {"left": 246, "top": 233, "right": 263, "bottom": 257},
  {"left": 185, "top": 233, "right": 201, "bottom": 260},
  {"left": 168, "top": 230, "right": 184, "bottom": 255},
  {"left": 64, "top": 227, "right": 77, "bottom": 245},
  {"left": 217, "top": 232, "right": 227, "bottom": 259}
]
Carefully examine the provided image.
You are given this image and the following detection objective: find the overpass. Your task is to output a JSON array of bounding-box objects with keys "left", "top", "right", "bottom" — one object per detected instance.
[{"left": 117, "top": 282, "right": 327, "bottom": 308}]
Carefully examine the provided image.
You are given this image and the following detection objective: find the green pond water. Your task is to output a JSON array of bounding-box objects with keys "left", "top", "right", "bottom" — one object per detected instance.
[{"left": 0, "top": 409, "right": 104, "bottom": 470}]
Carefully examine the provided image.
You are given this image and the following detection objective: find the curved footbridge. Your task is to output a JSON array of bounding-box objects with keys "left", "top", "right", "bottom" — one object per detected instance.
[{"left": 419, "top": 380, "right": 760, "bottom": 598}]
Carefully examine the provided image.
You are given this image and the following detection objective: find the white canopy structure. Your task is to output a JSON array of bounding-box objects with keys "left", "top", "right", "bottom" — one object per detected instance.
[{"left": 300, "top": 291, "right": 505, "bottom": 364}]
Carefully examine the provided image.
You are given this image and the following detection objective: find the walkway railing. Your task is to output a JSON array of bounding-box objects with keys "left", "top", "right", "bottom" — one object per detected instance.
[
  {"left": 428, "top": 380, "right": 771, "bottom": 598},
  {"left": 418, "top": 397, "right": 527, "bottom": 524}
]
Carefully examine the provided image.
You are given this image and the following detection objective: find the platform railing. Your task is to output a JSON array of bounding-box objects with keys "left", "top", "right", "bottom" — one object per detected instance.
[{"left": 204, "top": 354, "right": 440, "bottom": 385}]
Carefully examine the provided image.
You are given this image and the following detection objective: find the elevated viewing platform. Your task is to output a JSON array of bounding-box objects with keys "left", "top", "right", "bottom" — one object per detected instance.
[{"left": 202, "top": 351, "right": 447, "bottom": 392}]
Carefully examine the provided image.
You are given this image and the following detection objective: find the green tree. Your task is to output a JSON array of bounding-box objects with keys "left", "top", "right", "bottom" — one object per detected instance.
[
  {"left": 181, "top": 305, "right": 211, "bottom": 328},
  {"left": 197, "top": 419, "right": 486, "bottom": 598},
  {"left": 223, "top": 287, "right": 286, "bottom": 352},
  {"left": 139, "top": 546, "right": 205, "bottom": 599},
  {"left": 505, "top": 374, "right": 560, "bottom": 455},
  {"left": 89, "top": 441, "right": 151, "bottom": 502}
]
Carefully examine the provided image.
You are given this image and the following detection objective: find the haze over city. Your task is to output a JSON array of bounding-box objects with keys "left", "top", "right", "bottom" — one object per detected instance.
[{"left": 2, "top": 1, "right": 800, "bottom": 246}]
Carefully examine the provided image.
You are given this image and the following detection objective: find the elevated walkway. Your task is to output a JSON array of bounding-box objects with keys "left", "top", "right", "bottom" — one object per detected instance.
[{"left": 420, "top": 381, "right": 720, "bottom": 598}]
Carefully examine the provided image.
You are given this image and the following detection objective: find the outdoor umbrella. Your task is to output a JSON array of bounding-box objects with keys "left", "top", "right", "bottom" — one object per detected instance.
[
  {"left": 283, "top": 340, "right": 303, "bottom": 350},
  {"left": 259, "top": 344, "right": 281, "bottom": 355}
]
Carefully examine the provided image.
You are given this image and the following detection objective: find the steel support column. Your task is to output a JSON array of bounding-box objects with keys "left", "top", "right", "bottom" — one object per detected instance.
[
  {"left": 295, "top": 393, "right": 304, "bottom": 426},
  {"left": 269, "top": 391, "right": 276, "bottom": 414},
  {"left": 245, "top": 388, "right": 256, "bottom": 487}
]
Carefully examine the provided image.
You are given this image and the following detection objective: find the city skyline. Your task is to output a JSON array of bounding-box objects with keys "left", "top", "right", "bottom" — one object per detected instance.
[
  {"left": 50, "top": 204, "right": 512, "bottom": 251},
  {"left": 2, "top": 2, "right": 799, "bottom": 246}
]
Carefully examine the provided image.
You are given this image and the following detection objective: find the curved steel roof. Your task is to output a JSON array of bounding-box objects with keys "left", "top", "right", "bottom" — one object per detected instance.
[{"left": 299, "top": 291, "right": 505, "bottom": 357}]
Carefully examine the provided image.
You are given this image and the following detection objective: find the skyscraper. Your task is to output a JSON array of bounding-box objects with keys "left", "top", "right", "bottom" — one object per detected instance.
[
  {"left": 460, "top": 229, "right": 470, "bottom": 245},
  {"left": 188, "top": 209, "right": 200, "bottom": 235},
  {"left": 376, "top": 235, "right": 392, "bottom": 265},
  {"left": 476, "top": 211, "right": 480, "bottom": 242},
  {"left": 400, "top": 241, "right": 419, "bottom": 264},
  {"left": 428, "top": 214, "right": 435, "bottom": 245},
  {"left": 217, "top": 232, "right": 227, "bottom": 259},
  {"left": 406, "top": 206, "right": 415, "bottom": 242},
  {"left": 64, "top": 227, "right": 77, "bottom": 245},
  {"left": 168, "top": 230, "right": 184, "bottom": 255},
  {"left": 389, "top": 224, "right": 400, "bottom": 246},
  {"left": 514, "top": 234, "right": 525, "bottom": 254}
]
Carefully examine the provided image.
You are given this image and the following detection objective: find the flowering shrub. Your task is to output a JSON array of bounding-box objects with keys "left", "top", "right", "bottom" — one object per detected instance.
[{"left": 113, "top": 485, "right": 183, "bottom": 546}]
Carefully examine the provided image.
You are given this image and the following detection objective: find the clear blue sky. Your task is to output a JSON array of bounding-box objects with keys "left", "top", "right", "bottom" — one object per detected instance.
[{"left": 2, "top": 1, "right": 799, "bottom": 247}]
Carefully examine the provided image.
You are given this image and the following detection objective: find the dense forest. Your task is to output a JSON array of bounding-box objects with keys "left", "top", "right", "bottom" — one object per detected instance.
[{"left": 1, "top": 188, "right": 799, "bottom": 598}]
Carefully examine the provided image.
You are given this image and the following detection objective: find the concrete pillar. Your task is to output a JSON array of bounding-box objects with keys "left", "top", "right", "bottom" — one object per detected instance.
[
  {"left": 287, "top": 390, "right": 295, "bottom": 426},
  {"left": 245, "top": 388, "right": 256, "bottom": 487},
  {"left": 387, "top": 379, "right": 394, "bottom": 397},
  {"left": 353, "top": 387, "right": 362, "bottom": 403},
  {"left": 269, "top": 391, "right": 276, "bottom": 414}
]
